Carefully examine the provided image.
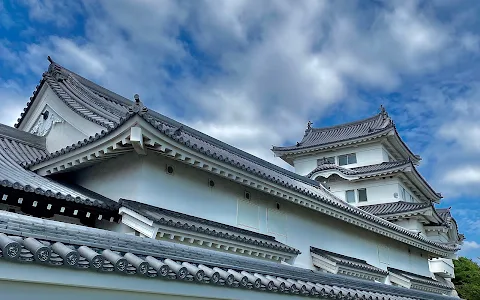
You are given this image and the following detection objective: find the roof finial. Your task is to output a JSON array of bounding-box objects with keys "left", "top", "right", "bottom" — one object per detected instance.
[
  {"left": 129, "top": 94, "right": 148, "bottom": 116},
  {"left": 380, "top": 104, "right": 388, "bottom": 117},
  {"left": 307, "top": 120, "right": 313, "bottom": 130},
  {"left": 47, "top": 56, "right": 54, "bottom": 64}
]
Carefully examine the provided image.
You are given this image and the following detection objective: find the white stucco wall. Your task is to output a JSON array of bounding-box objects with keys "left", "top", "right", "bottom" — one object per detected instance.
[
  {"left": 293, "top": 142, "right": 390, "bottom": 175},
  {"left": 326, "top": 178, "right": 400, "bottom": 206},
  {"left": 0, "top": 261, "right": 307, "bottom": 300},
  {"left": 73, "top": 152, "right": 433, "bottom": 277}
]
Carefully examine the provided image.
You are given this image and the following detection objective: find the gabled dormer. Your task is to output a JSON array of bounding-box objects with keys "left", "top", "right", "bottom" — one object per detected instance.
[
  {"left": 15, "top": 57, "right": 129, "bottom": 153},
  {"left": 272, "top": 106, "right": 421, "bottom": 176}
]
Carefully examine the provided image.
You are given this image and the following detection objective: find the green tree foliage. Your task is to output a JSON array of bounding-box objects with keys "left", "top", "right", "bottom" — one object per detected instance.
[{"left": 453, "top": 257, "right": 480, "bottom": 300}]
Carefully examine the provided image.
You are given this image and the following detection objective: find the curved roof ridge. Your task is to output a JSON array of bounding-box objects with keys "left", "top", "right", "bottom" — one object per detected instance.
[{"left": 310, "top": 112, "right": 389, "bottom": 133}]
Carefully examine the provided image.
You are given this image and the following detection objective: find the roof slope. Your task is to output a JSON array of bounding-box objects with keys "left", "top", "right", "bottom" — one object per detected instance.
[
  {"left": 120, "top": 199, "right": 300, "bottom": 254},
  {"left": 17, "top": 60, "right": 458, "bottom": 254},
  {"left": 15, "top": 58, "right": 128, "bottom": 129},
  {"left": 276, "top": 111, "right": 393, "bottom": 151},
  {"left": 0, "top": 210, "right": 456, "bottom": 300},
  {"left": 310, "top": 246, "right": 388, "bottom": 276},
  {"left": 271, "top": 107, "right": 420, "bottom": 164},
  {"left": 0, "top": 124, "right": 118, "bottom": 210},
  {"left": 388, "top": 268, "right": 454, "bottom": 291},
  {"left": 359, "top": 202, "right": 432, "bottom": 216}
]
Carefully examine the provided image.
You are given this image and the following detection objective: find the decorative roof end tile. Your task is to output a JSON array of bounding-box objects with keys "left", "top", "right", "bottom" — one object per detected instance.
[{"left": 129, "top": 94, "right": 148, "bottom": 116}]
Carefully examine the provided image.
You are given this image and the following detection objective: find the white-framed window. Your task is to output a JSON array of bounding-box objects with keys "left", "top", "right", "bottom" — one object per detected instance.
[
  {"left": 345, "top": 190, "right": 355, "bottom": 203},
  {"left": 317, "top": 156, "right": 335, "bottom": 165},
  {"left": 400, "top": 187, "right": 406, "bottom": 200},
  {"left": 358, "top": 188, "right": 368, "bottom": 202},
  {"left": 338, "top": 153, "right": 357, "bottom": 166}
]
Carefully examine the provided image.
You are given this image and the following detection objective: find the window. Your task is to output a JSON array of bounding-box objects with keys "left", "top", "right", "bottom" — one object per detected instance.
[
  {"left": 400, "top": 187, "right": 406, "bottom": 200},
  {"left": 338, "top": 153, "right": 357, "bottom": 166},
  {"left": 410, "top": 194, "right": 415, "bottom": 202},
  {"left": 345, "top": 190, "right": 355, "bottom": 203},
  {"left": 358, "top": 188, "right": 368, "bottom": 202},
  {"left": 317, "top": 156, "right": 335, "bottom": 165}
]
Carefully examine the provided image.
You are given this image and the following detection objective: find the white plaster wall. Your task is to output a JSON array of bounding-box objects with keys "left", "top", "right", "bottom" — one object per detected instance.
[
  {"left": 326, "top": 178, "right": 400, "bottom": 206},
  {"left": 0, "top": 261, "right": 307, "bottom": 300},
  {"left": 293, "top": 142, "right": 388, "bottom": 175},
  {"left": 46, "top": 121, "right": 88, "bottom": 152},
  {"left": 394, "top": 219, "right": 426, "bottom": 235},
  {"left": 74, "top": 152, "right": 433, "bottom": 277}
]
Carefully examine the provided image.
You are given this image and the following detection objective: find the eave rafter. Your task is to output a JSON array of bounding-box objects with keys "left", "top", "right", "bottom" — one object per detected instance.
[{"left": 29, "top": 115, "right": 457, "bottom": 257}]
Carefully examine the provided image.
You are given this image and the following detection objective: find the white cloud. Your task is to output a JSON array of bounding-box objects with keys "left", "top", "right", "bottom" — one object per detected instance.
[
  {"left": 462, "top": 241, "right": 480, "bottom": 251},
  {"left": 443, "top": 167, "right": 480, "bottom": 185},
  {"left": 3, "top": 0, "right": 480, "bottom": 182}
]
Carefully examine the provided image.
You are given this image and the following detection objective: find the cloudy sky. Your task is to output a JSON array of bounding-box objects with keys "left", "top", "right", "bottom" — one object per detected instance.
[{"left": 1, "top": 0, "right": 479, "bottom": 259}]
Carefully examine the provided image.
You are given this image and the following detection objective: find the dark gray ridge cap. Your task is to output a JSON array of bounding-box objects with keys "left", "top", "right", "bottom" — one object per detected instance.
[
  {"left": 0, "top": 211, "right": 457, "bottom": 300},
  {"left": 24, "top": 112, "right": 459, "bottom": 252},
  {"left": 359, "top": 202, "right": 432, "bottom": 216},
  {"left": 310, "top": 246, "right": 389, "bottom": 276},
  {"left": 120, "top": 199, "right": 301, "bottom": 255},
  {"left": 0, "top": 124, "right": 46, "bottom": 150},
  {"left": 387, "top": 268, "right": 453, "bottom": 290}
]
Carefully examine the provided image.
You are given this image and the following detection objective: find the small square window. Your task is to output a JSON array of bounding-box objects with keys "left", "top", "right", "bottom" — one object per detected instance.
[
  {"left": 358, "top": 188, "right": 368, "bottom": 202},
  {"left": 338, "top": 153, "right": 357, "bottom": 166},
  {"left": 345, "top": 190, "right": 355, "bottom": 203}
]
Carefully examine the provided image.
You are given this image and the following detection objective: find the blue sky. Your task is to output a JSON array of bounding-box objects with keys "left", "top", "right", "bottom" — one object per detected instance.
[{"left": 1, "top": 0, "right": 479, "bottom": 260}]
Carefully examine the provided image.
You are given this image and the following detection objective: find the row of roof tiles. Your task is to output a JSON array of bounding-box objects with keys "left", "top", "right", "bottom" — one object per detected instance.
[{"left": 0, "top": 210, "right": 455, "bottom": 300}]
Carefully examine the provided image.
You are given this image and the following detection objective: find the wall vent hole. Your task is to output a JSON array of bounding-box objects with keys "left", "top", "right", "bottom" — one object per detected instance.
[
  {"left": 209, "top": 179, "right": 215, "bottom": 187},
  {"left": 166, "top": 165, "right": 174, "bottom": 174},
  {"left": 276, "top": 203, "right": 280, "bottom": 210},
  {"left": 245, "top": 191, "right": 251, "bottom": 200}
]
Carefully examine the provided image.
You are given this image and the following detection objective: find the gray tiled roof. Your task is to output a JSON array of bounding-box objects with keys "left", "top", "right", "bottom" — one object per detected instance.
[
  {"left": 0, "top": 124, "right": 118, "bottom": 210},
  {"left": 388, "top": 268, "right": 453, "bottom": 291},
  {"left": 272, "top": 111, "right": 394, "bottom": 152},
  {"left": 18, "top": 61, "right": 458, "bottom": 253},
  {"left": 310, "top": 247, "right": 389, "bottom": 276},
  {"left": 15, "top": 60, "right": 128, "bottom": 129},
  {"left": 359, "top": 202, "right": 432, "bottom": 216},
  {"left": 306, "top": 161, "right": 409, "bottom": 178},
  {"left": 120, "top": 199, "right": 300, "bottom": 254},
  {"left": 0, "top": 210, "right": 456, "bottom": 299}
]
